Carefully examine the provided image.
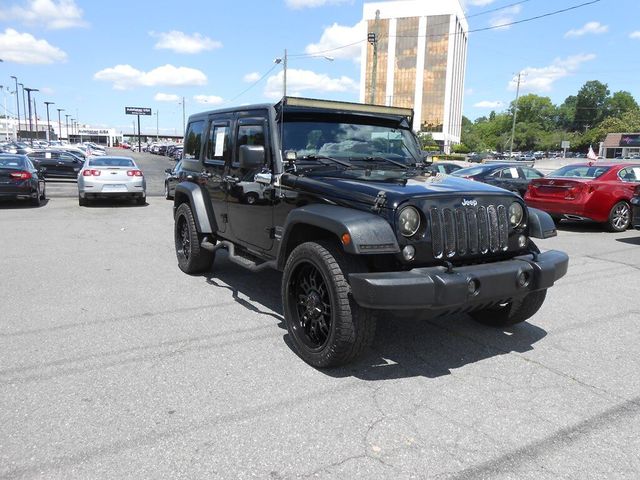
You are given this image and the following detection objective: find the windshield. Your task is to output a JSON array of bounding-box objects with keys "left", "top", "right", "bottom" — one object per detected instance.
[
  {"left": 282, "top": 119, "right": 422, "bottom": 166},
  {"left": 549, "top": 165, "right": 610, "bottom": 179}
]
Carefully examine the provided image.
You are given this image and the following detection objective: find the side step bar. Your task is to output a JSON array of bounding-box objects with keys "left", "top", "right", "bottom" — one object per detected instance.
[{"left": 201, "top": 238, "right": 276, "bottom": 272}]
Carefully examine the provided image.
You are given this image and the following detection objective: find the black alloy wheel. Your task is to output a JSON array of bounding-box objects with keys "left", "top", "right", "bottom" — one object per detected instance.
[
  {"left": 174, "top": 203, "right": 214, "bottom": 273},
  {"left": 282, "top": 240, "right": 376, "bottom": 368}
]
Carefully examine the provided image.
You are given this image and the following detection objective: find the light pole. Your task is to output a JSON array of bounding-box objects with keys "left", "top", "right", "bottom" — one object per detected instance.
[
  {"left": 19, "top": 83, "right": 27, "bottom": 134},
  {"left": 33, "top": 97, "right": 39, "bottom": 141},
  {"left": 57, "top": 108, "right": 64, "bottom": 141},
  {"left": 155, "top": 110, "right": 159, "bottom": 141},
  {"left": 44, "top": 101, "right": 54, "bottom": 142},
  {"left": 274, "top": 49, "right": 333, "bottom": 98},
  {"left": 65, "top": 114, "right": 70, "bottom": 141},
  {"left": 509, "top": 72, "right": 523, "bottom": 158},
  {"left": 10, "top": 76, "right": 20, "bottom": 138},
  {"left": 24, "top": 87, "right": 38, "bottom": 145}
]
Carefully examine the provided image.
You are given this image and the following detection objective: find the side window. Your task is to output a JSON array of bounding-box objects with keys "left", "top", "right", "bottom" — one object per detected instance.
[
  {"left": 183, "top": 120, "right": 205, "bottom": 160},
  {"left": 206, "top": 124, "right": 230, "bottom": 163},
  {"left": 618, "top": 168, "right": 639, "bottom": 182}
]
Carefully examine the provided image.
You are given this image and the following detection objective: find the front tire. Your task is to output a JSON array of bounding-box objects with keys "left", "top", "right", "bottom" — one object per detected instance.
[
  {"left": 282, "top": 240, "right": 376, "bottom": 368},
  {"left": 470, "top": 289, "right": 547, "bottom": 327},
  {"left": 165, "top": 182, "right": 173, "bottom": 200},
  {"left": 174, "top": 203, "right": 214, "bottom": 274},
  {"left": 606, "top": 201, "right": 631, "bottom": 232}
]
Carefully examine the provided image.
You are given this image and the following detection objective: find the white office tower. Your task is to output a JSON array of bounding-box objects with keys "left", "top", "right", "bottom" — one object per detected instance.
[{"left": 361, "top": 0, "right": 468, "bottom": 152}]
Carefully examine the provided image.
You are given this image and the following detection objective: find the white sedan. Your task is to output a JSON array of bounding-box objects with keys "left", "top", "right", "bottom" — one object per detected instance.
[{"left": 77, "top": 156, "right": 146, "bottom": 206}]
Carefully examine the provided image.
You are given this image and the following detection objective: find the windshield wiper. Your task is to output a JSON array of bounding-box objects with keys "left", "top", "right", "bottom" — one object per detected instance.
[
  {"left": 360, "top": 156, "right": 409, "bottom": 169},
  {"left": 300, "top": 154, "right": 353, "bottom": 168}
]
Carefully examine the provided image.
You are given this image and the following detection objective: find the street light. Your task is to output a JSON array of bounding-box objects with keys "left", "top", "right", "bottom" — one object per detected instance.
[
  {"left": 65, "top": 114, "right": 70, "bottom": 141},
  {"left": 274, "top": 49, "right": 334, "bottom": 97},
  {"left": 44, "top": 101, "right": 54, "bottom": 142},
  {"left": 24, "top": 87, "right": 38, "bottom": 145},
  {"left": 18, "top": 83, "right": 26, "bottom": 134},
  {"left": 57, "top": 108, "right": 64, "bottom": 141},
  {"left": 154, "top": 110, "right": 159, "bottom": 141},
  {"left": 10, "top": 76, "right": 20, "bottom": 138}
]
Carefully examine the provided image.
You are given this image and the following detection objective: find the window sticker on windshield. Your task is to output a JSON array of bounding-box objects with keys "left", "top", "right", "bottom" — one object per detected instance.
[
  {"left": 510, "top": 167, "right": 519, "bottom": 178},
  {"left": 214, "top": 130, "right": 226, "bottom": 157},
  {"left": 45, "top": 152, "right": 51, "bottom": 159},
  {"left": 632, "top": 167, "right": 640, "bottom": 180}
]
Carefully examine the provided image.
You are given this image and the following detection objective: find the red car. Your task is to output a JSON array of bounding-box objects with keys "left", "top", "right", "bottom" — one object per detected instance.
[{"left": 524, "top": 162, "right": 640, "bottom": 231}]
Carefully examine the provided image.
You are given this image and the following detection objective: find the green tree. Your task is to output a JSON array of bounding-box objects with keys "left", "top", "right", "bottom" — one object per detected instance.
[
  {"left": 574, "top": 80, "right": 610, "bottom": 131},
  {"left": 605, "top": 91, "right": 638, "bottom": 118},
  {"left": 510, "top": 94, "right": 557, "bottom": 130},
  {"left": 557, "top": 95, "right": 577, "bottom": 130}
]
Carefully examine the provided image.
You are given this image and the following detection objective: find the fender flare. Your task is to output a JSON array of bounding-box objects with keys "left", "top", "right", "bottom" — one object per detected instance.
[
  {"left": 277, "top": 204, "right": 400, "bottom": 270},
  {"left": 173, "top": 182, "right": 216, "bottom": 234},
  {"left": 528, "top": 207, "right": 557, "bottom": 239}
]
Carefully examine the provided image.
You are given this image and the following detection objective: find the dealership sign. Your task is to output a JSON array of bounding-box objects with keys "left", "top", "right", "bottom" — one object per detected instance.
[
  {"left": 125, "top": 107, "right": 152, "bottom": 116},
  {"left": 78, "top": 128, "right": 112, "bottom": 135},
  {"left": 620, "top": 134, "right": 640, "bottom": 147}
]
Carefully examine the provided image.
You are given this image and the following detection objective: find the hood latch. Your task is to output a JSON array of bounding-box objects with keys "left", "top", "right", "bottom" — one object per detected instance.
[{"left": 372, "top": 191, "right": 387, "bottom": 212}]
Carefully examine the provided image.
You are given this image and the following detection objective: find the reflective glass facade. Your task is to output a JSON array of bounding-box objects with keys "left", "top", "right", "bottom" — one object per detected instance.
[
  {"left": 421, "top": 15, "right": 449, "bottom": 133},
  {"left": 393, "top": 17, "right": 419, "bottom": 109}
]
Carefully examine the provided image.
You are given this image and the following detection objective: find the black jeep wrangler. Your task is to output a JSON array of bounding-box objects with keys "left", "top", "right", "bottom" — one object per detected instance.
[{"left": 173, "top": 97, "right": 568, "bottom": 368}]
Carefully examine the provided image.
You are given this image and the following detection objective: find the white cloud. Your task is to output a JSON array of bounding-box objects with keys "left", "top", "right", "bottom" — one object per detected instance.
[
  {"left": 474, "top": 100, "right": 503, "bottom": 108},
  {"left": 154, "top": 93, "right": 180, "bottom": 102},
  {"left": 629, "top": 31, "right": 640, "bottom": 39},
  {"left": 285, "top": 0, "right": 351, "bottom": 9},
  {"left": 467, "top": 0, "right": 496, "bottom": 6},
  {"left": 509, "top": 54, "right": 596, "bottom": 93},
  {"left": 0, "top": 28, "right": 67, "bottom": 64},
  {"left": 243, "top": 72, "right": 261, "bottom": 83},
  {"left": 489, "top": 6, "right": 522, "bottom": 30},
  {"left": 94, "top": 64, "right": 207, "bottom": 90},
  {"left": 0, "top": 0, "right": 87, "bottom": 29},
  {"left": 264, "top": 68, "right": 357, "bottom": 99},
  {"left": 565, "top": 22, "right": 608, "bottom": 38},
  {"left": 305, "top": 20, "right": 365, "bottom": 62},
  {"left": 193, "top": 95, "right": 224, "bottom": 105},
  {"left": 151, "top": 31, "right": 222, "bottom": 54}
]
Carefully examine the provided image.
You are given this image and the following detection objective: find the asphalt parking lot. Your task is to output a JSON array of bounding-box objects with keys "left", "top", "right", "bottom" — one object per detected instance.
[{"left": 1, "top": 162, "right": 639, "bottom": 479}]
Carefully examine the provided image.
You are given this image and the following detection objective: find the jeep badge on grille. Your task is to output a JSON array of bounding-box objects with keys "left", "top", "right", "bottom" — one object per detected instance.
[{"left": 462, "top": 199, "right": 478, "bottom": 207}]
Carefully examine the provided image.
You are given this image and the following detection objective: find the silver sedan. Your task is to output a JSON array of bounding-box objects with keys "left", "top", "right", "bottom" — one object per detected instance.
[{"left": 77, "top": 156, "right": 146, "bottom": 206}]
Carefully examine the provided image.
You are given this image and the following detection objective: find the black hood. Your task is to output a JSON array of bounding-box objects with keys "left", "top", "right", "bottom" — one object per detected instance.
[{"left": 281, "top": 172, "right": 517, "bottom": 209}]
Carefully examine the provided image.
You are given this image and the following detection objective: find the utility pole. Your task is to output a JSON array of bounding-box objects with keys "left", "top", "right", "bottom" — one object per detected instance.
[
  {"left": 57, "top": 108, "right": 64, "bottom": 140},
  {"left": 10, "top": 76, "right": 20, "bottom": 139},
  {"left": 369, "top": 9, "right": 380, "bottom": 105},
  {"left": 509, "top": 72, "right": 522, "bottom": 158}
]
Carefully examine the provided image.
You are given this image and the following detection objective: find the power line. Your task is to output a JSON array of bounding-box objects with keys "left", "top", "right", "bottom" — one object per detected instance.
[
  {"left": 288, "top": 39, "right": 365, "bottom": 58},
  {"left": 466, "top": 0, "right": 534, "bottom": 19},
  {"left": 221, "top": 63, "right": 280, "bottom": 106}
]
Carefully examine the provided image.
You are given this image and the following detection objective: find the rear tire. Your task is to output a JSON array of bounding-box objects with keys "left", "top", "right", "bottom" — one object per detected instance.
[
  {"left": 78, "top": 195, "right": 87, "bottom": 207},
  {"left": 136, "top": 196, "right": 146, "bottom": 206},
  {"left": 470, "top": 289, "right": 547, "bottom": 327},
  {"left": 31, "top": 188, "right": 42, "bottom": 207},
  {"left": 282, "top": 240, "right": 376, "bottom": 368},
  {"left": 606, "top": 201, "right": 630, "bottom": 232},
  {"left": 174, "top": 203, "right": 214, "bottom": 274}
]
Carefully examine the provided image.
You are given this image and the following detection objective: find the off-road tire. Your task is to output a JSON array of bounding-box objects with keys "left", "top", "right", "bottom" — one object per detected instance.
[
  {"left": 470, "top": 289, "right": 547, "bottom": 327},
  {"left": 282, "top": 240, "right": 376, "bottom": 368},
  {"left": 174, "top": 203, "right": 214, "bottom": 274},
  {"left": 606, "top": 201, "right": 631, "bottom": 232}
]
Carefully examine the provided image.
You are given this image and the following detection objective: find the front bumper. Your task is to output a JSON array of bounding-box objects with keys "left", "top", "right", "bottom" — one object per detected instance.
[{"left": 349, "top": 250, "right": 568, "bottom": 310}]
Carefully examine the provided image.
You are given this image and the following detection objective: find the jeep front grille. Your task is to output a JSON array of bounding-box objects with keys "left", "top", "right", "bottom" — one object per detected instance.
[{"left": 430, "top": 205, "right": 509, "bottom": 258}]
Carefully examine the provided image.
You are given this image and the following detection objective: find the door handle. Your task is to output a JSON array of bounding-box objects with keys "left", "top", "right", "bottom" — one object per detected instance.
[{"left": 223, "top": 175, "right": 239, "bottom": 184}]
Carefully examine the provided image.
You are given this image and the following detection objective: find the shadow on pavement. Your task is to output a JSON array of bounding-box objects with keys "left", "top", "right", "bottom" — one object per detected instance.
[
  {"left": 616, "top": 235, "right": 640, "bottom": 245},
  {"left": 203, "top": 252, "right": 548, "bottom": 380}
]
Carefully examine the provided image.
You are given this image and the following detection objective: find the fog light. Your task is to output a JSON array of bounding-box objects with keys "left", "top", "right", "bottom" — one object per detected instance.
[
  {"left": 516, "top": 271, "right": 530, "bottom": 288},
  {"left": 518, "top": 235, "right": 527, "bottom": 248},
  {"left": 402, "top": 245, "right": 416, "bottom": 261},
  {"left": 467, "top": 278, "right": 479, "bottom": 295}
]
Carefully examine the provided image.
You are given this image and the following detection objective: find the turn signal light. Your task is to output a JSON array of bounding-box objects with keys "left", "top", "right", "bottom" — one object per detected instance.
[{"left": 9, "top": 171, "right": 32, "bottom": 180}]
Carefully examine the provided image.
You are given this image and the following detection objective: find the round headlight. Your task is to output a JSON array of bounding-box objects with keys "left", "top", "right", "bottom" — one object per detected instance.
[
  {"left": 509, "top": 202, "right": 524, "bottom": 227},
  {"left": 399, "top": 206, "right": 420, "bottom": 237}
]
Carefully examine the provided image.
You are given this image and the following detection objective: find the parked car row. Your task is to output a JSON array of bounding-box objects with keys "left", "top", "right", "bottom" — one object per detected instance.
[{"left": 0, "top": 153, "right": 146, "bottom": 208}]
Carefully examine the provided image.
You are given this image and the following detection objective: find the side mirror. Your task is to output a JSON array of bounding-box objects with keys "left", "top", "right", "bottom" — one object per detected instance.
[
  {"left": 165, "top": 168, "right": 173, "bottom": 174},
  {"left": 255, "top": 172, "right": 272, "bottom": 185},
  {"left": 239, "top": 145, "right": 265, "bottom": 169}
]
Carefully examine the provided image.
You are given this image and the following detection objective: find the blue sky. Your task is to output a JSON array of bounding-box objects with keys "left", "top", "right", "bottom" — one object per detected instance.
[{"left": 0, "top": 0, "right": 637, "bottom": 136}]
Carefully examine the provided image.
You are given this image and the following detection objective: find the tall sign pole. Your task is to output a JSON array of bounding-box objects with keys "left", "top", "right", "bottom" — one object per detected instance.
[{"left": 125, "top": 106, "right": 152, "bottom": 152}]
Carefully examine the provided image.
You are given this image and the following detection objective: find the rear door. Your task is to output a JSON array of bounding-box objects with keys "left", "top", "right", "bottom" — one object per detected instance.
[{"left": 57, "top": 151, "right": 83, "bottom": 178}]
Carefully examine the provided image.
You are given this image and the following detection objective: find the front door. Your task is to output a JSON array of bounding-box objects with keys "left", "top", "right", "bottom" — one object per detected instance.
[
  {"left": 202, "top": 116, "right": 233, "bottom": 234},
  {"left": 225, "top": 114, "right": 274, "bottom": 252}
]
